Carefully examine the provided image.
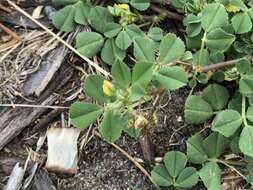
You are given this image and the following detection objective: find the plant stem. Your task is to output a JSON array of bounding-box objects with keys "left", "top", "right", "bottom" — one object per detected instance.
[
  {"left": 198, "top": 32, "right": 207, "bottom": 66},
  {"left": 0, "top": 22, "right": 22, "bottom": 41},
  {"left": 242, "top": 96, "right": 249, "bottom": 128},
  {"left": 200, "top": 58, "right": 242, "bottom": 72}
]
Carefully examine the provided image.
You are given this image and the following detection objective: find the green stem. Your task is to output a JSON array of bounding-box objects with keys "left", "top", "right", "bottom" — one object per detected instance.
[
  {"left": 198, "top": 32, "right": 207, "bottom": 66},
  {"left": 242, "top": 96, "right": 249, "bottom": 128}
]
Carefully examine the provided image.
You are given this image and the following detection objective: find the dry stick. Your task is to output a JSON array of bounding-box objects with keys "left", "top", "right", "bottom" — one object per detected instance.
[
  {"left": 200, "top": 58, "right": 242, "bottom": 72},
  {"left": 6, "top": 0, "right": 110, "bottom": 77},
  {"left": 0, "top": 22, "right": 22, "bottom": 41},
  {"left": 0, "top": 104, "right": 68, "bottom": 109},
  {"left": 150, "top": 4, "right": 183, "bottom": 21},
  {"left": 94, "top": 131, "right": 158, "bottom": 188}
]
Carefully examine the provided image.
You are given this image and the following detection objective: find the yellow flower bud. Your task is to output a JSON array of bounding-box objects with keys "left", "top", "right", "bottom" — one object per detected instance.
[
  {"left": 102, "top": 80, "right": 115, "bottom": 96},
  {"left": 117, "top": 3, "right": 130, "bottom": 11},
  {"left": 225, "top": 4, "right": 240, "bottom": 13}
]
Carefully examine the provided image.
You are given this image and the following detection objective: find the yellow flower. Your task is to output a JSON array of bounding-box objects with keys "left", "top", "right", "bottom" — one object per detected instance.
[
  {"left": 134, "top": 115, "right": 148, "bottom": 129},
  {"left": 117, "top": 3, "right": 130, "bottom": 11},
  {"left": 102, "top": 80, "right": 115, "bottom": 96},
  {"left": 225, "top": 4, "right": 240, "bottom": 13}
]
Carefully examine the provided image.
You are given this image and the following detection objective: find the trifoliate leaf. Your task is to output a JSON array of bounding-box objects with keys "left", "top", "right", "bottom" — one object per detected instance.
[
  {"left": 112, "top": 60, "right": 131, "bottom": 87},
  {"left": 239, "top": 75, "right": 253, "bottom": 96},
  {"left": 115, "top": 29, "right": 132, "bottom": 50},
  {"left": 104, "top": 23, "right": 122, "bottom": 38},
  {"left": 147, "top": 27, "right": 163, "bottom": 41},
  {"left": 184, "top": 95, "right": 213, "bottom": 124}
]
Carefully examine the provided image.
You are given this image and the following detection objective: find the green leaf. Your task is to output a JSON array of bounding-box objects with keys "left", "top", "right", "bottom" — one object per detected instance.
[
  {"left": 84, "top": 74, "right": 107, "bottom": 102},
  {"left": 247, "top": 106, "right": 253, "bottom": 123},
  {"left": 232, "top": 12, "right": 252, "bottom": 34},
  {"left": 203, "top": 132, "right": 228, "bottom": 158},
  {"left": 151, "top": 165, "right": 173, "bottom": 187},
  {"left": 212, "top": 109, "right": 242, "bottom": 137},
  {"left": 52, "top": 5, "right": 75, "bottom": 32},
  {"left": 201, "top": 3, "right": 228, "bottom": 31},
  {"left": 175, "top": 167, "right": 199, "bottom": 188},
  {"left": 115, "top": 29, "right": 132, "bottom": 50},
  {"left": 52, "top": 0, "right": 78, "bottom": 6},
  {"left": 228, "top": 91, "right": 242, "bottom": 112},
  {"left": 125, "top": 24, "right": 144, "bottom": 38},
  {"left": 133, "top": 36, "right": 156, "bottom": 62},
  {"left": 202, "top": 84, "right": 229, "bottom": 111},
  {"left": 154, "top": 66, "right": 188, "bottom": 91},
  {"left": 164, "top": 151, "right": 187, "bottom": 178},
  {"left": 70, "top": 102, "right": 102, "bottom": 129},
  {"left": 129, "top": 62, "right": 154, "bottom": 101},
  {"left": 123, "top": 127, "right": 140, "bottom": 139},
  {"left": 239, "top": 75, "right": 253, "bottom": 96},
  {"left": 199, "top": 162, "right": 221, "bottom": 190},
  {"left": 185, "top": 14, "right": 202, "bottom": 37},
  {"left": 239, "top": 126, "right": 253, "bottom": 158},
  {"left": 130, "top": 0, "right": 150, "bottom": 10},
  {"left": 88, "top": 6, "right": 113, "bottom": 33},
  {"left": 205, "top": 28, "right": 235, "bottom": 52},
  {"left": 74, "top": 1, "right": 90, "bottom": 25},
  {"left": 75, "top": 32, "right": 104, "bottom": 58},
  {"left": 147, "top": 27, "right": 163, "bottom": 41},
  {"left": 104, "top": 23, "right": 122, "bottom": 38},
  {"left": 101, "top": 39, "right": 126, "bottom": 65},
  {"left": 184, "top": 95, "right": 213, "bottom": 124},
  {"left": 112, "top": 60, "right": 131, "bottom": 87},
  {"left": 99, "top": 110, "right": 124, "bottom": 142},
  {"left": 187, "top": 133, "right": 208, "bottom": 164},
  {"left": 236, "top": 59, "right": 251, "bottom": 74},
  {"left": 159, "top": 33, "right": 185, "bottom": 64}
]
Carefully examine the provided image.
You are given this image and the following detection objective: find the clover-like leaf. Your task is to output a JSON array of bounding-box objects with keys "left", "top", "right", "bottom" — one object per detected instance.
[
  {"left": 76, "top": 32, "right": 104, "bottom": 58},
  {"left": 232, "top": 12, "right": 252, "bottom": 34},
  {"left": 104, "top": 23, "right": 122, "bottom": 38},
  {"left": 130, "top": 0, "right": 150, "bottom": 11},
  {"left": 164, "top": 151, "right": 187, "bottom": 178},
  {"left": 115, "top": 29, "right": 132, "bottom": 50},
  {"left": 201, "top": 3, "right": 228, "bottom": 32},
  {"left": 52, "top": 0, "right": 79, "bottom": 6},
  {"left": 133, "top": 36, "right": 156, "bottom": 62},
  {"left": 184, "top": 14, "right": 202, "bottom": 37},
  {"left": 101, "top": 39, "right": 126, "bottom": 65},
  {"left": 154, "top": 66, "right": 188, "bottom": 91},
  {"left": 99, "top": 110, "right": 125, "bottom": 142},
  {"left": 203, "top": 132, "right": 228, "bottom": 158},
  {"left": 175, "top": 167, "right": 199, "bottom": 188},
  {"left": 212, "top": 109, "right": 242, "bottom": 137},
  {"left": 112, "top": 60, "right": 131, "bottom": 87},
  {"left": 199, "top": 162, "right": 221, "bottom": 190},
  {"left": 205, "top": 28, "right": 235, "bottom": 52},
  {"left": 184, "top": 95, "right": 213, "bottom": 124},
  {"left": 151, "top": 165, "right": 173, "bottom": 187},
  {"left": 239, "top": 126, "right": 253, "bottom": 158},
  {"left": 70, "top": 102, "right": 103, "bottom": 129},
  {"left": 236, "top": 59, "right": 251, "bottom": 74},
  {"left": 74, "top": 1, "right": 90, "bottom": 25},
  {"left": 187, "top": 134, "right": 208, "bottom": 164},
  {"left": 159, "top": 33, "right": 185, "bottom": 64},
  {"left": 84, "top": 74, "right": 108, "bottom": 102},
  {"left": 239, "top": 75, "right": 253, "bottom": 97},
  {"left": 202, "top": 84, "right": 229, "bottom": 111}
]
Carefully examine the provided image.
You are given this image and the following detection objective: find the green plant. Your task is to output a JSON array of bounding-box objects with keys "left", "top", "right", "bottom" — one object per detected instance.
[{"left": 69, "top": 33, "right": 188, "bottom": 143}]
